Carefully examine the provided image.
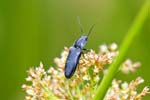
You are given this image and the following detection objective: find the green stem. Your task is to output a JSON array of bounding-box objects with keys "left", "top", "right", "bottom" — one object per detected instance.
[{"left": 93, "top": 1, "right": 149, "bottom": 100}]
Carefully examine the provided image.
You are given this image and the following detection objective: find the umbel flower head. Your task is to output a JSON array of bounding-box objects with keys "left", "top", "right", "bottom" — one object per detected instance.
[{"left": 22, "top": 43, "right": 149, "bottom": 100}]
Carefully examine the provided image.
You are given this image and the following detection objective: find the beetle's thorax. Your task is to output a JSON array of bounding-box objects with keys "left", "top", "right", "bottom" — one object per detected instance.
[{"left": 74, "top": 35, "right": 88, "bottom": 49}]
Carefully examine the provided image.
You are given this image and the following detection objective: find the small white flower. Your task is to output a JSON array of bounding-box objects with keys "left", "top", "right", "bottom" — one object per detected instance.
[
  {"left": 83, "top": 75, "right": 90, "bottom": 81},
  {"left": 109, "top": 43, "right": 118, "bottom": 51},
  {"left": 99, "top": 44, "right": 108, "bottom": 53},
  {"left": 26, "top": 76, "right": 33, "bottom": 81},
  {"left": 26, "top": 89, "right": 35, "bottom": 96},
  {"left": 121, "top": 82, "right": 128, "bottom": 89}
]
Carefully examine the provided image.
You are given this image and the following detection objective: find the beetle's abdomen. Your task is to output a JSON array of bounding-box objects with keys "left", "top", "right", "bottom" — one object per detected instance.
[{"left": 65, "top": 47, "right": 81, "bottom": 78}]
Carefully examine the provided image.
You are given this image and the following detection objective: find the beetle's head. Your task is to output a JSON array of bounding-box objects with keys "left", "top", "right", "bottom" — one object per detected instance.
[
  {"left": 74, "top": 35, "right": 88, "bottom": 49},
  {"left": 73, "top": 23, "right": 95, "bottom": 49}
]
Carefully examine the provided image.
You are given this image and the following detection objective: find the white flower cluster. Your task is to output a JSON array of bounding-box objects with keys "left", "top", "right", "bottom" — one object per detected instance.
[{"left": 22, "top": 43, "right": 149, "bottom": 100}]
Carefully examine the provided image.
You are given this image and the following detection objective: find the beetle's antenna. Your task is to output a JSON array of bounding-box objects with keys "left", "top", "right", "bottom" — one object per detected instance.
[
  {"left": 87, "top": 24, "right": 95, "bottom": 37},
  {"left": 77, "top": 16, "right": 84, "bottom": 33}
]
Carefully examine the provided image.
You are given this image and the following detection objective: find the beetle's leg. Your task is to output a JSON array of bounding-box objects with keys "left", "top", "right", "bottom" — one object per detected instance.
[
  {"left": 81, "top": 50, "right": 87, "bottom": 60},
  {"left": 82, "top": 48, "right": 91, "bottom": 53}
]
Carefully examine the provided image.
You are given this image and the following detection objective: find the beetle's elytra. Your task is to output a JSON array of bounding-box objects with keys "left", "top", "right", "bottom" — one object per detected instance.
[{"left": 64, "top": 23, "right": 95, "bottom": 79}]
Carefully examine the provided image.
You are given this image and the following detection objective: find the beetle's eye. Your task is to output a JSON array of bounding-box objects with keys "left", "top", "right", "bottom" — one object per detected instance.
[
  {"left": 74, "top": 44, "right": 77, "bottom": 48},
  {"left": 85, "top": 37, "right": 87, "bottom": 41}
]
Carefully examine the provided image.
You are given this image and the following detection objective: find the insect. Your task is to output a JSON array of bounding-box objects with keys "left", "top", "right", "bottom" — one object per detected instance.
[{"left": 65, "top": 21, "right": 95, "bottom": 78}]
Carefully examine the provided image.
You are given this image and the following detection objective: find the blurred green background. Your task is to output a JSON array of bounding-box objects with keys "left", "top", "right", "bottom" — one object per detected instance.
[{"left": 0, "top": 0, "right": 149, "bottom": 100}]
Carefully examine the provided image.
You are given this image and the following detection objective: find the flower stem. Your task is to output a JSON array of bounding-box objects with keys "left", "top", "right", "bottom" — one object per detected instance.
[{"left": 93, "top": 1, "right": 149, "bottom": 100}]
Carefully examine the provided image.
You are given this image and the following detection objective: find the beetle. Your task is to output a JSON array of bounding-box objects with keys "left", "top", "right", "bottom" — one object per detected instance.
[{"left": 64, "top": 24, "right": 95, "bottom": 78}]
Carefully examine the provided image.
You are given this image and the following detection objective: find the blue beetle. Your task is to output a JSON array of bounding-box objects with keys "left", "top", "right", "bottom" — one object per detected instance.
[{"left": 65, "top": 24, "right": 95, "bottom": 78}]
